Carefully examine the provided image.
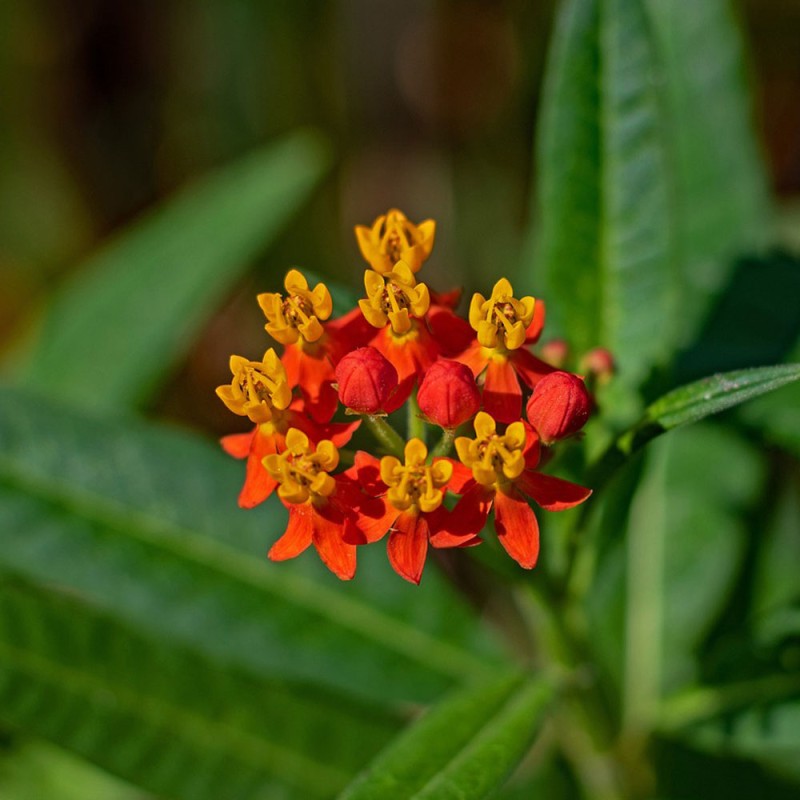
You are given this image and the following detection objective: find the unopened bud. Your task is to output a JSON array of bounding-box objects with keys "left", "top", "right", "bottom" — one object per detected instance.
[
  {"left": 417, "top": 360, "right": 480, "bottom": 429},
  {"left": 526, "top": 371, "right": 590, "bottom": 444},
  {"left": 540, "top": 338, "right": 570, "bottom": 369},
  {"left": 580, "top": 348, "right": 615, "bottom": 384},
  {"left": 335, "top": 347, "right": 398, "bottom": 414}
]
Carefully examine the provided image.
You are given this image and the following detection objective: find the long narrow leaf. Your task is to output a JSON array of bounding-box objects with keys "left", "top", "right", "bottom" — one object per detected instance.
[
  {"left": 0, "top": 577, "right": 398, "bottom": 800},
  {"left": 338, "top": 673, "right": 554, "bottom": 800},
  {"left": 9, "top": 130, "right": 329, "bottom": 411}
]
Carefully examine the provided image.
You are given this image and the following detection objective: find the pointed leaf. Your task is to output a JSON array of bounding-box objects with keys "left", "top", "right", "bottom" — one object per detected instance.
[
  {"left": 0, "top": 577, "right": 397, "bottom": 800},
  {"left": 8, "top": 130, "right": 330, "bottom": 411},
  {"left": 338, "top": 673, "right": 554, "bottom": 800}
]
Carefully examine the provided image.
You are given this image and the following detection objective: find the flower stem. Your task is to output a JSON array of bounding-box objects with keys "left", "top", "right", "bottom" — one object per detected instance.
[
  {"left": 407, "top": 391, "right": 427, "bottom": 443},
  {"left": 430, "top": 428, "right": 456, "bottom": 459},
  {"left": 363, "top": 415, "right": 405, "bottom": 457}
]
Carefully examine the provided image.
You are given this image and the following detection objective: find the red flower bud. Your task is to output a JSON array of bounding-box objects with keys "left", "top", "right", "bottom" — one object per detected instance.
[
  {"left": 335, "top": 347, "right": 398, "bottom": 414},
  {"left": 417, "top": 359, "right": 480, "bottom": 429},
  {"left": 526, "top": 371, "right": 590, "bottom": 444},
  {"left": 539, "top": 338, "right": 570, "bottom": 369},
  {"left": 580, "top": 348, "right": 615, "bottom": 384}
]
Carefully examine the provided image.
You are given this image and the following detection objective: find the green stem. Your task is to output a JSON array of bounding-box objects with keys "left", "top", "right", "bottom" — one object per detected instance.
[
  {"left": 429, "top": 428, "right": 456, "bottom": 459},
  {"left": 362, "top": 415, "right": 405, "bottom": 457},
  {"left": 407, "top": 391, "right": 427, "bottom": 443}
]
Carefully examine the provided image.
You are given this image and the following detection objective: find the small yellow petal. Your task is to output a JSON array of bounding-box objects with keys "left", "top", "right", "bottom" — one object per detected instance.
[{"left": 474, "top": 412, "right": 496, "bottom": 439}]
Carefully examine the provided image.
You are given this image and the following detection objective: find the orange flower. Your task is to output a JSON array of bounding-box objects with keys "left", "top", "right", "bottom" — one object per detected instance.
[
  {"left": 262, "top": 429, "right": 361, "bottom": 580},
  {"left": 351, "top": 439, "right": 478, "bottom": 584},
  {"left": 448, "top": 412, "right": 591, "bottom": 569},
  {"left": 355, "top": 208, "right": 436, "bottom": 275},
  {"left": 457, "top": 278, "right": 555, "bottom": 423},
  {"left": 258, "top": 270, "right": 348, "bottom": 423}
]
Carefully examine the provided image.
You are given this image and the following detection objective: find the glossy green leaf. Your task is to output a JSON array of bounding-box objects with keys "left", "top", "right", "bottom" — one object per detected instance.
[
  {"left": 589, "top": 364, "right": 800, "bottom": 486},
  {"left": 0, "top": 577, "right": 398, "bottom": 800},
  {"left": 338, "top": 673, "right": 554, "bottom": 800},
  {"left": 530, "top": 0, "right": 767, "bottom": 386},
  {"left": 9, "top": 130, "right": 330, "bottom": 411},
  {"left": 0, "top": 385, "right": 505, "bottom": 709}
]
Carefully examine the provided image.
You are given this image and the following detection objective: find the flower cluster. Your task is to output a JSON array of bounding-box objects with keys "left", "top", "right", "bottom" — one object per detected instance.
[{"left": 217, "top": 208, "right": 594, "bottom": 584}]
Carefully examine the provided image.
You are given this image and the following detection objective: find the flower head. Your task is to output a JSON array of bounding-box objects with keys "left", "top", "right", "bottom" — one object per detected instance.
[
  {"left": 263, "top": 429, "right": 339, "bottom": 505},
  {"left": 359, "top": 261, "right": 431, "bottom": 335},
  {"left": 455, "top": 412, "right": 527, "bottom": 488},
  {"left": 335, "top": 346, "right": 398, "bottom": 414},
  {"left": 380, "top": 439, "right": 453, "bottom": 513},
  {"left": 469, "top": 278, "right": 536, "bottom": 352},
  {"left": 215, "top": 348, "right": 292, "bottom": 424},
  {"left": 526, "top": 371, "right": 590, "bottom": 445},
  {"left": 355, "top": 208, "right": 436, "bottom": 275},
  {"left": 257, "top": 269, "right": 332, "bottom": 345},
  {"left": 417, "top": 359, "right": 480, "bottom": 429}
]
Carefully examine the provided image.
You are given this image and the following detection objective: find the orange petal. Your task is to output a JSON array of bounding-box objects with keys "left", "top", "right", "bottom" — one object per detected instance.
[
  {"left": 427, "top": 306, "right": 474, "bottom": 358},
  {"left": 483, "top": 359, "right": 522, "bottom": 423},
  {"left": 494, "top": 488, "right": 539, "bottom": 569},
  {"left": 387, "top": 511, "right": 429, "bottom": 585},
  {"left": 269, "top": 504, "right": 313, "bottom": 561},
  {"left": 525, "top": 299, "right": 546, "bottom": 344},
  {"left": 446, "top": 482, "right": 494, "bottom": 538},
  {"left": 456, "top": 341, "right": 487, "bottom": 378},
  {"left": 426, "top": 505, "right": 482, "bottom": 549},
  {"left": 445, "top": 458, "right": 475, "bottom": 494},
  {"left": 312, "top": 505, "right": 357, "bottom": 580},
  {"left": 220, "top": 429, "right": 254, "bottom": 459},
  {"left": 516, "top": 471, "right": 592, "bottom": 511},
  {"left": 239, "top": 429, "right": 278, "bottom": 508}
]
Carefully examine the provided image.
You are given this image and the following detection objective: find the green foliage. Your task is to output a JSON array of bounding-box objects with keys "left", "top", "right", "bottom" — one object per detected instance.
[
  {"left": 7, "top": 131, "right": 330, "bottom": 412},
  {"left": 339, "top": 673, "right": 554, "bottom": 800},
  {"left": 532, "top": 0, "right": 767, "bottom": 387}
]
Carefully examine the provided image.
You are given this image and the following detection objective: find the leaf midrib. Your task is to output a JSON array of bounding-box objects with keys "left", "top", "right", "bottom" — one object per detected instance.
[
  {"left": 0, "top": 638, "right": 349, "bottom": 796},
  {"left": 0, "top": 459, "right": 496, "bottom": 684}
]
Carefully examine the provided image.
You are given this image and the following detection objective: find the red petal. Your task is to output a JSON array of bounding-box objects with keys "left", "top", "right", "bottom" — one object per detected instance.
[
  {"left": 427, "top": 306, "right": 474, "bottom": 357},
  {"left": 383, "top": 373, "right": 415, "bottom": 413},
  {"left": 220, "top": 429, "right": 254, "bottom": 459},
  {"left": 239, "top": 428, "right": 278, "bottom": 508},
  {"left": 427, "top": 506, "right": 483, "bottom": 549},
  {"left": 445, "top": 482, "right": 494, "bottom": 538},
  {"left": 429, "top": 287, "right": 462, "bottom": 308},
  {"left": 525, "top": 299, "right": 546, "bottom": 344},
  {"left": 354, "top": 451, "right": 385, "bottom": 493},
  {"left": 516, "top": 471, "right": 592, "bottom": 511},
  {"left": 312, "top": 504, "right": 357, "bottom": 580},
  {"left": 281, "top": 344, "right": 301, "bottom": 388},
  {"left": 483, "top": 359, "right": 522, "bottom": 423},
  {"left": 522, "top": 422, "right": 542, "bottom": 470},
  {"left": 355, "top": 497, "right": 398, "bottom": 544},
  {"left": 387, "top": 511, "right": 429, "bottom": 585},
  {"left": 494, "top": 488, "right": 539, "bottom": 569},
  {"left": 326, "top": 308, "right": 375, "bottom": 357},
  {"left": 445, "top": 459, "right": 475, "bottom": 494},
  {"left": 268, "top": 504, "right": 313, "bottom": 561},
  {"left": 511, "top": 348, "right": 556, "bottom": 389}
]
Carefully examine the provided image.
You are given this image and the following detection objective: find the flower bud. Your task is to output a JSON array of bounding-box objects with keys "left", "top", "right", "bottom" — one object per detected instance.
[
  {"left": 417, "top": 360, "right": 480, "bottom": 429},
  {"left": 525, "top": 371, "right": 590, "bottom": 444},
  {"left": 539, "top": 338, "right": 570, "bottom": 369},
  {"left": 335, "top": 347, "right": 398, "bottom": 414},
  {"left": 580, "top": 348, "right": 615, "bottom": 385}
]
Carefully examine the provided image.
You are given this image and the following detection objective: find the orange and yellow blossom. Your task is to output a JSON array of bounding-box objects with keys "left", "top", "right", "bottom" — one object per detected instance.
[
  {"left": 258, "top": 269, "right": 342, "bottom": 423},
  {"left": 351, "top": 439, "right": 478, "bottom": 585},
  {"left": 448, "top": 412, "right": 591, "bottom": 569},
  {"left": 216, "top": 348, "right": 357, "bottom": 509},
  {"left": 355, "top": 208, "right": 436, "bottom": 275},
  {"left": 457, "top": 278, "right": 555, "bottom": 423},
  {"left": 263, "top": 429, "right": 361, "bottom": 580}
]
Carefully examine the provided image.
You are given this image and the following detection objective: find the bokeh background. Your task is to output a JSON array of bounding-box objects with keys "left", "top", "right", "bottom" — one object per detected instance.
[{"left": 2, "top": 0, "right": 798, "bottom": 437}]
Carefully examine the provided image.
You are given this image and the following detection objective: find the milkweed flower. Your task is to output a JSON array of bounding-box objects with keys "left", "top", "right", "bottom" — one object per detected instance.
[
  {"left": 351, "top": 440, "right": 477, "bottom": 584},
  {"left": 355, "top": 208, "right": 436, "bottom": 275},
  {"left": 217, "top": 209, "right": 597, "bottom": 583},
  {"left": 258, "top": 269, "right": 343, "bottom": 423},
  {"left": 449, "top": 412, "right": 591, "bottom": 568},
  {"left": 262, "top": 429, "right": 360, "bottom": 580},
  {"left": 458, "top": 278, "right": 555, "bottom": 423}
]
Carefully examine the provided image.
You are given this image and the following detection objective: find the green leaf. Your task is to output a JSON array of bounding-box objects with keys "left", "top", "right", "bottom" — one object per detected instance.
[
  {"left": 0, "top": 577, "right": 398, "bottom": 800},
  {"left": 530, "top": 0, "right": 767, "bottom": 386},
  {"left": 589, "top": 364, "right": 800, "bottom": 486},
  {"left": 8, "top": 130, "right": 330, "bottom": 411},
  {"left": 337, "top": 673, "right": 554, "bottom": 800},
  {"left": 0, "top": 385, "right": 505, "bottom": 709}
]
